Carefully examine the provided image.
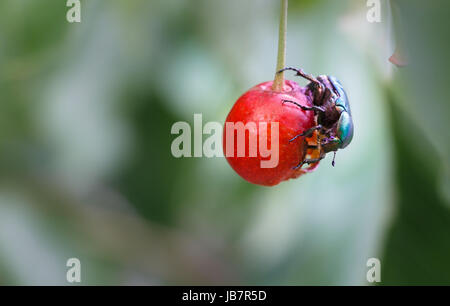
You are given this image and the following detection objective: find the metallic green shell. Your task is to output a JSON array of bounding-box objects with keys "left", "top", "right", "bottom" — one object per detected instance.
[
  {"left": 337, "top": 110, "right": 353, "bottom": 148},
  {"left": 328, "top": 76, "right": 354, "bottom": 149}
]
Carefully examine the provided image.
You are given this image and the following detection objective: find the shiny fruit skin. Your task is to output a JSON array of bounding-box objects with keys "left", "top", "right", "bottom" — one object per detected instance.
[{"left": 223, "top": 80, "right": 318, "bottom": 186}]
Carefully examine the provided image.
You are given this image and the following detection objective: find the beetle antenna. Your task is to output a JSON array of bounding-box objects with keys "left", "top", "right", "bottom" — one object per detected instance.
[{"left": 332, "top": 151, "right": 337, "bottom": 167}]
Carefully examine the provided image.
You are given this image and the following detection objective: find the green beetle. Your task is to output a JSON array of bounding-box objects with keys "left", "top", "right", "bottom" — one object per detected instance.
[{"left": 279, "top": 67, "right": 354, "bottom": 169}]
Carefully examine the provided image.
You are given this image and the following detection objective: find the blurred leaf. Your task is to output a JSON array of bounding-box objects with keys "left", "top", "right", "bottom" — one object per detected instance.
[
  {"left": 381, "top": 89, "right": 450, "bottom": 285},
  {"left": 389, "top": 0, "right": 450, "bottom": 203},
  {"left": 115, "top": 89, "right": 190, "bottom": 225}
]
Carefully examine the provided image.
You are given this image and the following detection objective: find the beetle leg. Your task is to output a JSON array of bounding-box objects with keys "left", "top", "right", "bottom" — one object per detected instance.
[
  {"left": 332, "top": 151, "right": 337, "bottom": 167},
  {"left": 292, "top": 156, "right": 324, "bottom": 170},
  {"left": 282, "top": 99, "right": 325, "bottom": 112},
  {"left": 289, "top": 125, "right": 322, "bottom": 142},
  {"left": 304, "top": 157, "right": 324, "bottom": 165},
  {"left": 278, "top": 67, "right": 321, "bottom": 85},
  {"left": 293, "top": 136, "right": 325, "bottom": 170},
  {"left": 293, "top": 161, "right": 303, "bottom": 170}
]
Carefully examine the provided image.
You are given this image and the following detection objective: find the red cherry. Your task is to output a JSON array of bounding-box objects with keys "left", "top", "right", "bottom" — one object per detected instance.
[{"left": 223, "top": 80, "right": 320, "bottom": 186}]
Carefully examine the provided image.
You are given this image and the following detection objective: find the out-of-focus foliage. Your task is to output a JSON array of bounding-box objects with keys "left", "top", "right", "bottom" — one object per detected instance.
[
  {"left": 0, "top": 0, "right": 448, "bottom": 285},
  {"left": 380, "top": 0, "right": 450, "bottom": 285}
]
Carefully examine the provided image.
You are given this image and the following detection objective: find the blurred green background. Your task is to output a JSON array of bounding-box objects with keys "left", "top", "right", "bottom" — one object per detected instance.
[{"left": 0, "top": 0, "right": 448, "bottom": 285}]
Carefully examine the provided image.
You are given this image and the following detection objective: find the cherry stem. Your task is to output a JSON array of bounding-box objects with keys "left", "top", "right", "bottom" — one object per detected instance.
[{"left": 272, "top": 0, "right": 288, "bottom": 92}]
